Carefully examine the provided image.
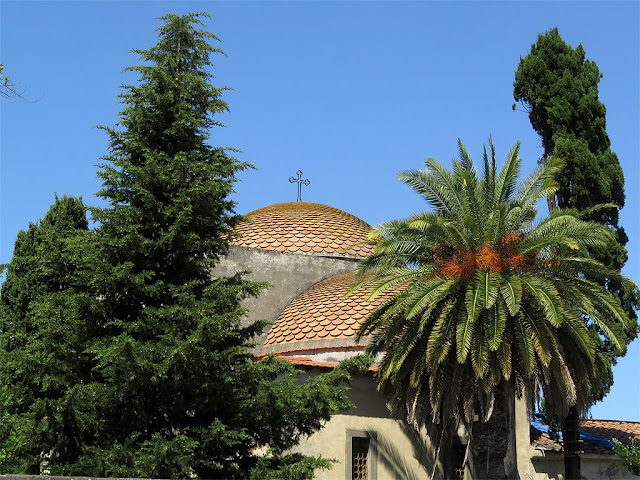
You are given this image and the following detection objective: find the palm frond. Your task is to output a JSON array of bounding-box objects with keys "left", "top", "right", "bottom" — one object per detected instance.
[
  {"left": 497, "top": 340, "right": 512, "bottom": 380},
  {"left": 426, "top": 302, "right": 457, "bottom": 367},
  {"left": 560, "top": 312, "right": 596, "bottom": 361},
  {"left": 487, "top": 301, "right": 507, "bottom": 351},
  {"left": 464, "top": 276, "right": 484, "bottom": 322},
  {"left": 513, "top": 315, "right": 535, "bottom": 376},
  {"left": 399, "top": 167, "right": 460, "bottom": 215},
  {"left": 500, "top": 275, "right": 522, "bottom": 316},
  {"left": 495, "top": 141, "right": 522, "bottom": 203},
  {"left": 471, "top": 314, "right": 490, "bottom": 377},
  {"left": 476, "top": 270, "right": 502, "bottom": 309},
  {"left": 519, "top": 307, "right": 553, "bottom": 367},
  {"left": 515, "top": 156, "right": 562, "bottom": 208},
  {"left": 520, "top": 274, "right": 563, "bottom": 327},
  {"left": 481, "top": 138, "right": 498, "bottom": 210},
  {"left": 520, "top": 212, "right": 613, "bottom": 254},
  {"left": 404, "top": 278, "right": 455, "bottom": 320},
  {"left": 457, "top": 287, "right": 479, "bottom": 362}
]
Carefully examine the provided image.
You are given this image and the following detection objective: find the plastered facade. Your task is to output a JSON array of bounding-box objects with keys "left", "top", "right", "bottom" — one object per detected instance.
[
  {"left": 290, "top": 375, "right": 436, "bottom": 480},
  {"left": 215, "top": 245, "right": 358, "bottom": 349},
  {"left": 529, "top": 453, "right": 632, "bottom": 480}
]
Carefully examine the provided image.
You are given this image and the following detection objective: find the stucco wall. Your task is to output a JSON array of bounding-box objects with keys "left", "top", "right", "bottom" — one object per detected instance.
[
  {"left": 214, "top": 246, "right": 359, "bottom": 350},
  {"left": 290, "top": 375, "right": 437, "bottom": 480},
  {"left": 529, "top": 453, "right": 634, "bottom": 480}
]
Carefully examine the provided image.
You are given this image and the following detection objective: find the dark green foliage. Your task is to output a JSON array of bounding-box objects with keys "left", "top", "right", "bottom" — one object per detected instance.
[
  {"left": 0, "top": 385, "right": 21, "bottom": 471},
  {"left": 612, "top": 439, "right": 640, "bottom": 476},
  {"left": 0, "top": 195, "right": 95, "bottom": 472},
  {"left": 63, "top": 355, "right": 361, "bottom": 479},
  {"left": 250, "top": 453, "right": 335, "bottom": 480},
  {"left": 514, "top": 28, "right": 639, "bottom": 404},
  {"left": 0, "top": 13, "right": 357, "bottom": 478}
]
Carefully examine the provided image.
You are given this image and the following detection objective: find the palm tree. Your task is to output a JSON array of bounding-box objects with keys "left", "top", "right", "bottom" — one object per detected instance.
[{"left": 352, "top": 139, "right": 630, "bottom": 479}]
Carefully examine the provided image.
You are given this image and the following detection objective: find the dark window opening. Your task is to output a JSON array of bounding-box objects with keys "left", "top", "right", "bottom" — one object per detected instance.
[
  {"left": 451, "top": 443, "right": 466, "bottom": 479},
  {"left": 352, "top": 436, "right": 370, "bottom": 480}
]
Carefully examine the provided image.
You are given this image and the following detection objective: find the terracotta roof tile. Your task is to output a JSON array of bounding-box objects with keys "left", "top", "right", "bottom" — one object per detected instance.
[
  {"left": 530, "top": 431, "right": 564, "bottom": 452},
  {"left": 580, "top": 419, "right": 640, "bottom": 445},
  {"left": 531, "top": 419, "right": 640, "bottom": 454},
  {"left": 230, "top": 202, "right": 374, "bottom": 257},
  {"left": 264, "top": 272, "right": 397, "bottom": 350},
  {"left": 531, "top": 431, "right": 611, "bottom": 455}
]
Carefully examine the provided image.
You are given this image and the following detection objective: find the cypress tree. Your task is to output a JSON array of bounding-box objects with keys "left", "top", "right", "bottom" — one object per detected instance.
[
  {"left": 514, "top": 27, "right": 639, "bottom": 389},
  {"left": 1, "top": 13, "right": 360, "bottom": 478},
  {"left": 514, "top": 28, "right": 639, "bottom": 479}
]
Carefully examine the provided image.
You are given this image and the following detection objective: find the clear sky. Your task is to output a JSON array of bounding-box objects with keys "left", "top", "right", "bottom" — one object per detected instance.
[{"left": 1, "top": 1, "right": 638, "bottom": 421}]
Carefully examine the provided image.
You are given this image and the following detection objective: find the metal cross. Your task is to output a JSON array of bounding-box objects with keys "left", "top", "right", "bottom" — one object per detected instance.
[{"left": 289, "top": 170, "right": 310, "bottom": 202}]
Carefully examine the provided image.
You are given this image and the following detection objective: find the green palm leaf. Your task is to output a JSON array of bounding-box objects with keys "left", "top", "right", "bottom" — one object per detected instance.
[
  {"left": 520, "top": 274, "right": 563, "bottom": 327},
  {"left": 426, "top": 301, "right": 457, "bottom": 367},
  {"left": 457, "top": 291, "right": 477, "bottom": 363},
  {"left": 471, "top": 315, "right": 490, "bottom": 377},
  {"left": 519, "top": 308, "right": 553, "bottom": 367},
  {"left": 465, "top": 276, "right": 484, "bottom": 322},
  {"left": 500, "top": 275, "right": 522, "bottom": 316},
  {"left": 487, "top": 301, "right": 507, "bottom": 351},
  {"left": 477, "top": 270, "right": 502, "bottom": 309},
  {"left": 495, "top": 141, "right": 521, "bottom": 203}
]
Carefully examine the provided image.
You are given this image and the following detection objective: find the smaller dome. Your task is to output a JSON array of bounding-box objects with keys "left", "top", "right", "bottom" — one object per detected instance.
[
  {"left": 264, "top": 272, "right": 396, "bottom": 351},
  {"left": 230, "top": 202, "right": 373, "bottom": 258}
]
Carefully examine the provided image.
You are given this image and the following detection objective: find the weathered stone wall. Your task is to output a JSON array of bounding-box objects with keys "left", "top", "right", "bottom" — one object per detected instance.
[{"left": 214, "top": 245, "right": 358, "bottom": 351}]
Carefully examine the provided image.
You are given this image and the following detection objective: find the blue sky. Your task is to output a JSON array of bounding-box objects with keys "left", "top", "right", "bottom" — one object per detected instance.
[{"left": 1, "top": 1, "right": 638, "bottom": 421}]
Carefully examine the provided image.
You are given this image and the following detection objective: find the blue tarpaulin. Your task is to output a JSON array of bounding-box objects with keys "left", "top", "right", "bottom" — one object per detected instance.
[{"left": 530, "top": 416, "right": 615, "bottom": 450}]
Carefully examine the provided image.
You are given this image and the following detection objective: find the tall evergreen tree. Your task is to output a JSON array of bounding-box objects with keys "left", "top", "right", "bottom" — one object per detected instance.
[
  {"left": 0, "top": 13, "right": 361, "bottom": 478},
  {"left": 513, "top": 28, "right": 638, "bottom": 344},
  {"left": 514, "top": 28, "right": 639, "bottom": 479},
  {"left": 514, "top": 27, "right": 638, "bottom": 393},
  {"left": 0, "top": 196, "right": 96, "bottom": 471}
]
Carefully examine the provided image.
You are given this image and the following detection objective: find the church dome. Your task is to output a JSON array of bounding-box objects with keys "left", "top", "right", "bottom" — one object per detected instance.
[
  {"left": 230, "top": 202, "right": 374, "bottom": 258},
  {"left": 264, "top": 272, "right": 395, "bottom": 352}
]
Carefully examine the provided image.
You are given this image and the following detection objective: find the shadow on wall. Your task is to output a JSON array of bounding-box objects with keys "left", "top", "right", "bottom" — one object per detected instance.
[{"left": 365, "top": 422, "right": 441, "bottom": 480}]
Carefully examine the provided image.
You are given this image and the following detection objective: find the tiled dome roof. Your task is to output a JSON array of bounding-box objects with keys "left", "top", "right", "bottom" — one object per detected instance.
[
  {"left": 230, "top": 202, "right": 373, "bottom": 257},
  {"left": 264, "top": 272, "right": 395, "bottom": 350}
]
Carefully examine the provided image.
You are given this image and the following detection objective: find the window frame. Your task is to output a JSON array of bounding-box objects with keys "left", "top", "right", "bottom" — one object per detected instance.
[{"left": 345, "top": 429, "right": 377, "bottom": 480}]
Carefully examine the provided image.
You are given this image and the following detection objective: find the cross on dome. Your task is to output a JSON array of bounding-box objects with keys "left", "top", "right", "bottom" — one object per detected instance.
[{"left": 289, "top": 170, "right": 310, "bottom": 202}]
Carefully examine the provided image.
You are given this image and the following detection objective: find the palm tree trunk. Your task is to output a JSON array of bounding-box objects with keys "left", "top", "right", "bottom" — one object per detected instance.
[{"left": 468, "top": 383, "right": 515, "bottom": 479}]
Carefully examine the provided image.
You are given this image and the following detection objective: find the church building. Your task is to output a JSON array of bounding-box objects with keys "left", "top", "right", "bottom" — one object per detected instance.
[{"left": 216, "top": 201, "right": 639, "bottom": 480}]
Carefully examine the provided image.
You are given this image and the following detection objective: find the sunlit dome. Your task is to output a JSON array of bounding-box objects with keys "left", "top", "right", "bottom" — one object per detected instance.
[{"left": 230, "top": 202, "right": 374, "bottom": 258}]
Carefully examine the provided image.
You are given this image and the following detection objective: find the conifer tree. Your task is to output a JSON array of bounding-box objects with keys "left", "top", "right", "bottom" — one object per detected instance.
[
  {"left": 0, "top": 13, "right": 360, "bottom": 478},
  {"left": 0, "top": 196, "right": 95, "bottom": 471},
  {"left": 514, "top": 28, "right": 639, "bottom": 479},
  {"left": 513, "top": 27, "right": 639, "bottom": 395}
]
